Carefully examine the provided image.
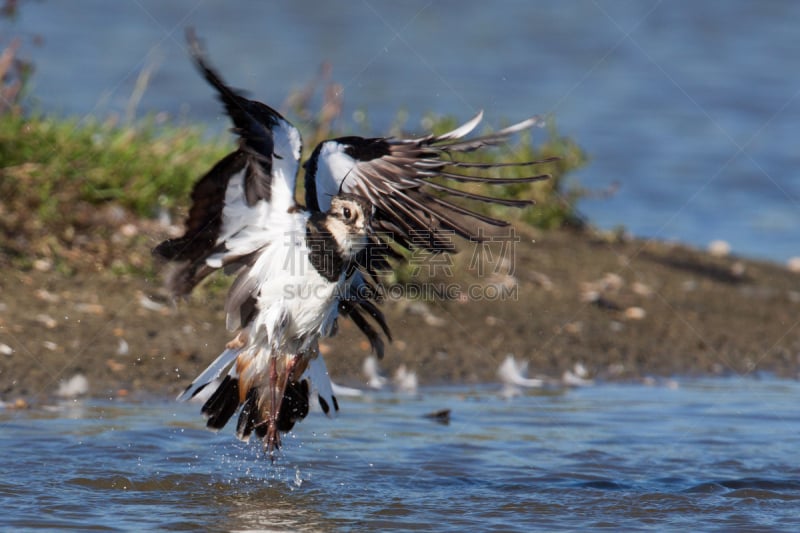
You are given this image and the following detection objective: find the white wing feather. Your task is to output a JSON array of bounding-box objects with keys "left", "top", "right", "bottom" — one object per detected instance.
[
  {"left": 304, "top": 354, "right": 339, "bottom": 417},
  {"left": 176, "top": 346, "right": 242, "bottom": 402}
]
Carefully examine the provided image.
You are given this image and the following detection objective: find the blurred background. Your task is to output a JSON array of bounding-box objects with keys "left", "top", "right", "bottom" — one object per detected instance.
[{"left": 2, "top": 0, "right": 798, "bottom": 261}]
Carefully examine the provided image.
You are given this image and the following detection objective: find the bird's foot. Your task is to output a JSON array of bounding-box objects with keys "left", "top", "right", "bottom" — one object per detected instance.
[{"left": 226, "top": 331, "right": 248, "bottom": 350}]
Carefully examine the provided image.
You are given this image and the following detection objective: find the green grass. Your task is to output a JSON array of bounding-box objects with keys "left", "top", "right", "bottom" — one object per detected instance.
[
  {"left": 0, "top": 110, "right": 587, "bottom": 273},
  {"left": 0, "top": 114, "right": 230, "bottom": 222},
  {"left": 417, "top": 113, "right": 588, "bottom": 229}
]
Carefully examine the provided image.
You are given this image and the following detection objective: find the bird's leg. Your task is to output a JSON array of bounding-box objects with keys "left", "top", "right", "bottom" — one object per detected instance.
[
  {"left": 265, "top": 356, "right": 281, "bottom": 457},
  {"left": 279, "top": 355, "right": 301, "bottom": 407},
  {"left": 264, "top": 354, "right": 304, "bottom": 460}
]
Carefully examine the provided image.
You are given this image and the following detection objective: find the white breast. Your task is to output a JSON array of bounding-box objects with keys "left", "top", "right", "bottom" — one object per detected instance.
[{"left": 240, "top": 210, "right": 343, "bottom": 354}]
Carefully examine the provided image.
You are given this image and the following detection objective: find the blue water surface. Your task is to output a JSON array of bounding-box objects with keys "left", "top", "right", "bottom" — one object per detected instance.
[
  {"left": 1, "top": 0, "right": 798, "bottom": 261},
  {"left": 2, "top": 378, "right": 799, "bottom": 531}
]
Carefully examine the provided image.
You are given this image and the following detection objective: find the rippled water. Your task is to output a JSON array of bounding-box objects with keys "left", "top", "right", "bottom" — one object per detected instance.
[
  {"left": 3, "top": 378, "right": 799, "bottom": 531},
  {"left": 3, "top": 0, "right": 799, "bottom": 261}
]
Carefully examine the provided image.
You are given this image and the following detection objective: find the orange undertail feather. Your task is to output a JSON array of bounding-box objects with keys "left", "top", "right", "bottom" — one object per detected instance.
[{"left": 200, "top": 345, "right": 317, "bottom": 457}]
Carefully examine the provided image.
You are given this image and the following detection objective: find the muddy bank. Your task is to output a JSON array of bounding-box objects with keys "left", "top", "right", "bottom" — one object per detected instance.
[{"left": 1, "top": 224, "right": 799, "bottom": 404}]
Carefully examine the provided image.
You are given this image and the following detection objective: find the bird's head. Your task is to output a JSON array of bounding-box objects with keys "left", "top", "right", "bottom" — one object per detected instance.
[{"left": 326, "top": 194, "right": 372, "bottom": 258}]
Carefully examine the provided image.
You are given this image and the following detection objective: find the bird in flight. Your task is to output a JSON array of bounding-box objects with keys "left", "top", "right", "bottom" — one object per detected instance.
[{"left": 154, "top": 30, "right": 555, "bottom": 458}]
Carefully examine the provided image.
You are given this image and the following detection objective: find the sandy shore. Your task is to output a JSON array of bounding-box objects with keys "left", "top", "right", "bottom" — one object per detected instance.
[{"left": 1, "top": 223, "right": 799, "bottom": 404}]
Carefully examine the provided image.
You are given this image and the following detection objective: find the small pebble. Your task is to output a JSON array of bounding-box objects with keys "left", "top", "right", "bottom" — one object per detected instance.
[
  {"left": 34, "top": 289, "right": 60, "bottom": 303},
  {"left": 607, "top": 363, "right": 625, "bottom": 376},
  {"left": 33, "top": 259, "right": 53, "bottom": 272},
  {"left": 624, "top": 307, "right": 647, "bottom": 320},
  {"left": 120, "top": 223, "right": 138, "bottom": 237},
  {"left": 601, "top": 273, "right": 624, "bottom": 291},
  {"left": 36, "top": 314, "right": 57, "bottom": 329},
  {"left": 708, "top": 240, "right": 731, "bottom": 257},
  {"left": 393, "top": 364, "right": 418, "bottom": 394},
  {"left": 117, "top": 338, "right": 129, "bottom": 356},
  {"left": 530, "top": 271, "right": 555, "bottom": 291},
  {"left": 106, "top": 359, "right": 125, "bottom": 372},
  {"left": 424, "top": 313, "right": 446, "bottom": 327},
  {"left": 57, "top": 374, "right": 89, "bottom": 398},
  {"left": 580, "top": 288, "right": 600, "bottom": 303},
  {"left": 632, "top": 281, "right": 654, "bottom": 298},
  {"left": 74, "top": 303, "right": 105, "bottom": 315}
]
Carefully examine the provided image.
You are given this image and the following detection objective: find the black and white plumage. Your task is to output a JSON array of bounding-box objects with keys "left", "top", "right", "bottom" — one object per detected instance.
[
  {"left": 169, "top": 193, "right": 371, "bottom": 453},
  {"left": 154, "top": 31, "right": 554, "bottom": 457}
]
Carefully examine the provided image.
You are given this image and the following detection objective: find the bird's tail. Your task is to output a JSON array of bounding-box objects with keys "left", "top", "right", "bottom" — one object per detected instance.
[{"left": 178, "top": 341, "right": 339, "bottom": 456}]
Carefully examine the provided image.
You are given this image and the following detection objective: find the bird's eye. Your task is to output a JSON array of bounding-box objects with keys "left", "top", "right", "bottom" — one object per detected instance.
[{"left": 342, "top": 207, "right": 352, "bottom": 220}]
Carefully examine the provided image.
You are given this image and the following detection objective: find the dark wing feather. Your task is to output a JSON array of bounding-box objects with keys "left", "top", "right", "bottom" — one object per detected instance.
[
  {"left": 186, "top": 28, "right": 280, "bottom": 204},
  {"left": 154, "top": 31, "right": 303, "bottom": 298},
  {"left": 202, "top": 375, "right": 240, "bottom": 430},
  {"left": 152, "top": 151, "right": 246, "bottom": 296},
  {"left": 338, "top": 271, "right": 392, "bottom": 358},
  {"left": 305, "top": 112, "right": 553, "bottom": 355},
  {"left": 339, "top": 301, "right": 385, "bottom": 359},
  {"left": 308, "top": 111, "right": 553, "bottom": 254},
  {"left": 236, "top": 386, "right": 260, "bottom": 440}
]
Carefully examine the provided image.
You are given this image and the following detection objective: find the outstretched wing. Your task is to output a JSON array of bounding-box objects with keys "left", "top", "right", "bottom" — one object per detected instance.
[
  {"left": 304, "top": 113, "right": 555, "bottom": 356},
  {"left": 304, "top": 111, "right": 555, "bottom": 252},
  {"left": 153, "top": 30, "right": 303, "bottom": 296}
]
